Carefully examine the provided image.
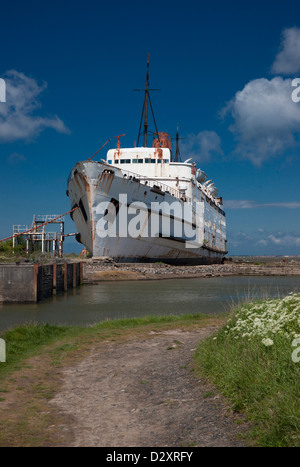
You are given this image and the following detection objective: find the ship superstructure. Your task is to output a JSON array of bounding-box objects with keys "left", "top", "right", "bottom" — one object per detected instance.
[{"left": 67, "top": 61, "right": 227, "bottom": 264}]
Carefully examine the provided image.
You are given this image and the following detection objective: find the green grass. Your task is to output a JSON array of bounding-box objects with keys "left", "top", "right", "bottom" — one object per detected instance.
[
  {"left": 194, "top": 293, "right": 300, "bottom": 447},
  {"left": 0, "top": 323, "right": 70, "bottom": 376},
  {"left": 0, "top": 313, "right": 214, "bottom": 379}
]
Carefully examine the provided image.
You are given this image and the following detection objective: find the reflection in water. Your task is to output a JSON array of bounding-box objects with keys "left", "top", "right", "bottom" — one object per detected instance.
[{"left": 0, "top": 276, "right": 299, "bottom": 331}]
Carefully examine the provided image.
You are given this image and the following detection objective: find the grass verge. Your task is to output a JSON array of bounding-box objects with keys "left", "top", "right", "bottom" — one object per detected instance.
[{"left": 194, "top": 293, "right": 300, "bottom": 447}]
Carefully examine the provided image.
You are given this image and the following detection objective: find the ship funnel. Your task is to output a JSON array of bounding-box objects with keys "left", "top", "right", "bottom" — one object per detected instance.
[{"left": 152, "top": 132, "right": 172, "bottom": 151}]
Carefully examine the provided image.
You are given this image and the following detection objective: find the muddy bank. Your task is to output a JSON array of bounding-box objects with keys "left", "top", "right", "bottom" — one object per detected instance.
[{"left": 83, "top": 257, "right": 300, "bottom": 283}]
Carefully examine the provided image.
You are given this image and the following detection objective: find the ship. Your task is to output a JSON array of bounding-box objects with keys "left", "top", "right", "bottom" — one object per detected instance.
[{"left": 66, "top": 60, "right": 227, "bottom": 264}]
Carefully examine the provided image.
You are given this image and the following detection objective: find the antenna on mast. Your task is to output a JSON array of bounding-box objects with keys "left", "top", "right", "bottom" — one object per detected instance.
[
  {"left": 171, "top": 123, "right": 184, "bottom": 162},
  {"left": 134, "top": 54, "right": 160, "bottom": 147}
]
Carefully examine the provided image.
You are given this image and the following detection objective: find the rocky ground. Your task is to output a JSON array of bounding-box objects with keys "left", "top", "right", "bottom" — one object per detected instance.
[{"left": 83, "top": 257, "right": 300, "bottom": 283}]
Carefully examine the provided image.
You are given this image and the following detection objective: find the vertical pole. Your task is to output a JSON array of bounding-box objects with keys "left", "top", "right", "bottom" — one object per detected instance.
[
  {"left": 59, "top": 221, "right": 64, "bottom": 258},
  {"left": 143, "top": 54, "right": 149, "bottom": 147},
  {"left": 64, "top": 263, "right": 68, "bottom": 292},
  {"left": 73, "top": 262, "right": 76, "bottom": 288},
  {"left": 53, "top": 262, "right": 57, "bottom": 295},
  {"left": 33, "top": 264, "right": 39, "bottom": 303},
  {"left": 80, "top": 262, "right": 83, "bottom": 285},
  {"left": 42, "top": 230, "right": 45, "bottom": 254}
]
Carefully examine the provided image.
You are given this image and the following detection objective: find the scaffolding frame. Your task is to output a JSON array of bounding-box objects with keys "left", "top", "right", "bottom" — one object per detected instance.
[{"left": 13, "top": 214, "right": 67, "bottom": 257}]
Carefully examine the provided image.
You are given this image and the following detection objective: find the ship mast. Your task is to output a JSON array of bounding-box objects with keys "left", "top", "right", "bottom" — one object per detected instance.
[
  {"left": 143, "top": 57, "right": 149, "bottom": 147},
  {"left": 172, "top": 122, "right": 183, "bottom": 162},
  {"left": 135, "top": 55, "right": 160, "bottom": 147},
  {"left": 175, "top": 123, "right": 181, "bottom": 162}
]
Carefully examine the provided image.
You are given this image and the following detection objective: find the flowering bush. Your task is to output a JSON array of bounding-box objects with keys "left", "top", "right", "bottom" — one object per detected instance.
[
  {"left": 225, "top": 292, "right": 300, "bottom": 345},
  {"left": 195, "top": 291, "right": 300, "bottom": 446}
]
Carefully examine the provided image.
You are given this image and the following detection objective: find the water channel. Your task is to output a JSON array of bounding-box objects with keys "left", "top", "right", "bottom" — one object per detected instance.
[{"left": 0, "top": 275, "right": 299, "bottom": 331}]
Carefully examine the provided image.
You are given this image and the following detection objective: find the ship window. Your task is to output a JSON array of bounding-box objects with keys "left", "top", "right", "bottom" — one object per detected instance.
[
  {"left": 157, "top": 159, "right": 162, "bottom": 164},
  {"left": 120, "top": 159, "right": 130, "bottom": 164},
  {"left": 107, "top": 160, "right": 112, "bottom": 164},
  {"left": 132, "top": 159, "right": 138, "bottom": 163},
  {"left": 145, "top": 158, "right": 151, "bottom": 163},
  {"left": 164, "top": 159, "right": 169, "bottom": 163},
  {"left": 151, "top": 159, "right": 156, "bottom": 163},
  {"left": 138, "top": 159, "right": 143, "bottom": 163},
  {"left": 114, "top": 160, "right": 119, "bottom": 164}
]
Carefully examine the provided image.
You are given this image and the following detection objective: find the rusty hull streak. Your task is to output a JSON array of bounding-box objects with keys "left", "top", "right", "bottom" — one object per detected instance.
[
  {"left": 74, "top": 169, "right": 94, "bottom": 253},
  {"left": 97, "top": 170, "right": 115, "bottom": 194},
  {"left": 163, "top": 248, "right": 181, "bottom": 259}
]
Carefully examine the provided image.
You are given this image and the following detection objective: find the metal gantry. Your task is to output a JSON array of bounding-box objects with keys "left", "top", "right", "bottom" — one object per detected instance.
[{"left": 12, "top": 214, "right": 67, "bottom": 257}]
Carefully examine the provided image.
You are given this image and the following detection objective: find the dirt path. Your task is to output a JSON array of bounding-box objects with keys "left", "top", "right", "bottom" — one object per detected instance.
[{"left": 50, "top": 327, "right": 248, "bottom": 447}]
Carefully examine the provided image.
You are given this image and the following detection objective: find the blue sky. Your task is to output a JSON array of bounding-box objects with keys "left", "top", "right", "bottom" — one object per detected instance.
[{"left": 1, "top": 0, "right": 300, "bottom": 256}]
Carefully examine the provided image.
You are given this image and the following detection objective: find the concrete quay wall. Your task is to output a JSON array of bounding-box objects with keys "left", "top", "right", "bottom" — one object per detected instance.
[{"left": 0, "top": 262, "right": 83, "bottom": 303}]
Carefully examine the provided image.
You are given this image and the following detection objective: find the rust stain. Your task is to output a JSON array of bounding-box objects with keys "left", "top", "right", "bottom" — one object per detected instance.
[
  {"left": 114, "top": 149, "right": 120, "bottom": 161},
  {"left": 97, "top": 171, "right": 115, "bottom": 194},
  {"left": 164, "top": 248, "right": 180, "bottom": 259},
  {"left": 154, "top": 148, "right": 163, "bottom": 159}
]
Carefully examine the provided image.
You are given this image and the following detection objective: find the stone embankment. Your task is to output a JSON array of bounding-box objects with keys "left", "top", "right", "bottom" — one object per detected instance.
[{"left": 83, "top": 258, "right": 300, "bottom": 283}]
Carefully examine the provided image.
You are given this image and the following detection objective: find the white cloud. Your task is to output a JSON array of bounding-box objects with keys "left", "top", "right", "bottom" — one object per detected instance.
[
  {"left": 221, "top": 77, "right": 300, "bottom": 165},
  {"left": 227, "top": 229, "right": 300, "bottom": 254},
  {"left": 224, "top": 200, "right": 300, "bottom": 209},
  {"left": 180, "top": 130, "right": 223, "bottom": 162},
  {"left": 224, "top": 200, "right": 257, "bottom": 209},
  {"left": 0, "top": 70, "right": 69, "bottom": 142},
  {"left": 7, "top": 152, "right": 27, "bottom": 164},
  {"left": 271, "top": 27, "right": 300, "bottom": 75},
  {"left": 268, "top": 233, "right": 300, "bottom": 247}
]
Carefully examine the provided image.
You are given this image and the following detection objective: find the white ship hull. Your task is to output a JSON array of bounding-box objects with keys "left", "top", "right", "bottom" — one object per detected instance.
[{"left": 67, "top": 160, "right": 227, "bottom": 265}]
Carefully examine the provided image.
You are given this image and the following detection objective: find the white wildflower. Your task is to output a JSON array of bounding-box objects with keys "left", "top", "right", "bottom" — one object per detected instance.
[
  {"left": 262, "top": 338, "right": 274, "bottom": 347},
  {"left": 227, "top": 292, "right": 300, "bottom": 342}
]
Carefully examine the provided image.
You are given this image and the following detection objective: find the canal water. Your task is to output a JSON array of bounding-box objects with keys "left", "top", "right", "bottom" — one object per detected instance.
[{"left": 0, "top": 275, "right": 299, "bottom": 331}]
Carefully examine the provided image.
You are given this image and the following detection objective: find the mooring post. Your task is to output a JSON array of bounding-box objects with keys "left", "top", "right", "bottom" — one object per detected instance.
[
  {"left": 80, "top": 262, "right": 83, "bottom": 285},
  {"left": 53, "top": 263, "right": 57, "bottom": 295},
  {"left": 64, "top": 263, "right": 68, "bottom": 291},
  {"left": 33, "top": 264, "right": 39, "bottom": 303},
  {"left": 73, "top": 262, "right": 77, "bottom": 288}
]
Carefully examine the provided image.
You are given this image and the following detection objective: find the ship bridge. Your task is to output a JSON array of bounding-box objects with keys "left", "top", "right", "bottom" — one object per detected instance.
[
  {"left": 106, "top": 137, "right": 195, "bottom": 180},
  {"left": 106, "top": 146, "right": 171, "bottom": 175}
]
